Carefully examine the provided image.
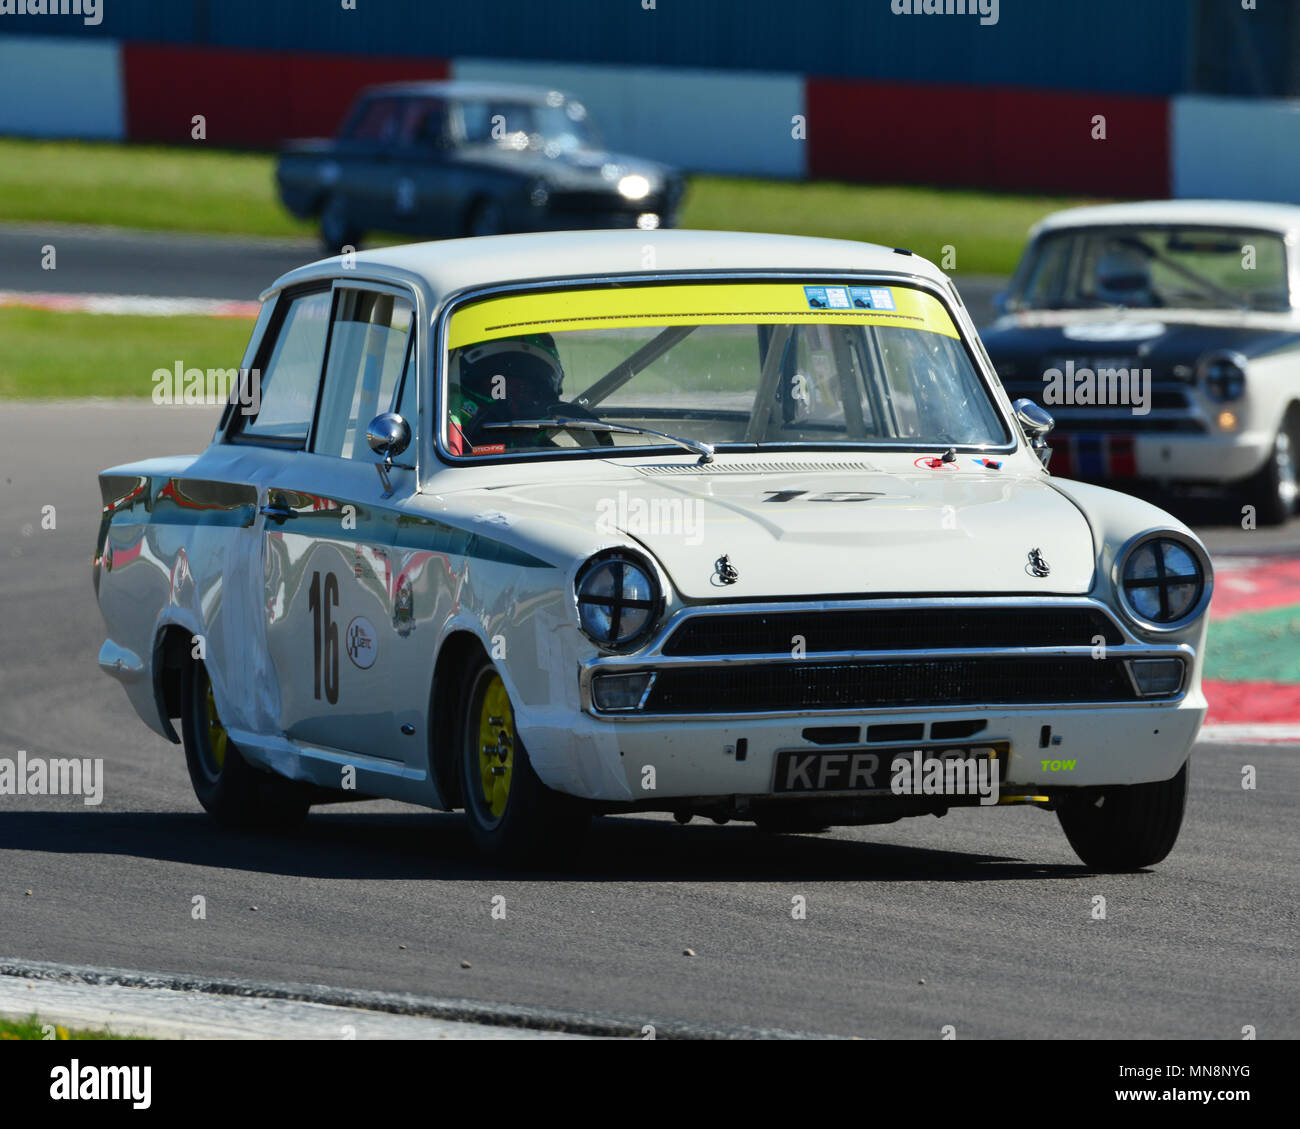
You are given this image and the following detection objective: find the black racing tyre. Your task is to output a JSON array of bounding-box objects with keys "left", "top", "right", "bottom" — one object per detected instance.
[
  {"left": 320, "top": 192, "right": 362, "bottom": 254},
  {"left": 181, "top": 660, "right": 311, "bottom": 829},
  {"left": 1241, "top": 422, "right": 1298, "bottom": 527},
  {"left": 458, "top": 651, "right": 589, "bottom": 865},
  {"left": 1057, "top": 760, "right": 1188, "bottom": 871}
]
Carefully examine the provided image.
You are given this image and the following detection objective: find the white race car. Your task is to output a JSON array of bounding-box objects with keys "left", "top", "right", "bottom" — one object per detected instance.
[
  {"left": 95, "top": 230, "right": 1213, "bottom": 869},
  {"left": 984, "top": 200, "right": 1300, "bottom": 524}
]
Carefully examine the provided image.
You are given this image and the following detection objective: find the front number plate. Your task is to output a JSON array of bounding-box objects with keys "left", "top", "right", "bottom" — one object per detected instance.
[{"left": 772, "top": 743, "right": 1008, "bottom": 794}]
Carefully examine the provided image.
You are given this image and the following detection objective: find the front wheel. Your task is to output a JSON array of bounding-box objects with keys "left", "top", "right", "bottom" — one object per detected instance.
[
  {"left": 1057, "top": 760, "right": 1188, "bottom": 871},
  {"left": 1241, "top": 423, "right": 1298, "bottom": 527},
  {"left": 319, "top": 192, "right": 362, "bottom": 254},
  {"left": 459, "top": 653, "right": 588, "bottom": 864},
  {"left": 181, "top": 660, "right": 310, "bottom": 829}
]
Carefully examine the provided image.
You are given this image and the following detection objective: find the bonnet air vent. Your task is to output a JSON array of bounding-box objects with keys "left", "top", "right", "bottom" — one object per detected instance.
[{"left": 635, "top": 459, "right": 881, "bottom": 476}]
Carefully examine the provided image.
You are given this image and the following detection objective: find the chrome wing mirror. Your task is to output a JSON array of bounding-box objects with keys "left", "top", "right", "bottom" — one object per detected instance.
[
  {"left": 1012, "top": 398, "right": 1054, "bottom": 468},
  {"left": 366, "top": 412, "right": 411, "bottom": 496}
]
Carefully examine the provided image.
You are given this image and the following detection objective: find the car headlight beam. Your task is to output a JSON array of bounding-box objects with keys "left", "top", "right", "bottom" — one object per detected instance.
[
  {"left": 576, "top": 552, "right": 662, "bottom": 650},
  {"left": 617, "top": 174, "right": 651, "bottom": 200}
]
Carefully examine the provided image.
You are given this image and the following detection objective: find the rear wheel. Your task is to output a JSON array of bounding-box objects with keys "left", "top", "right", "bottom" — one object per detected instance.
[
  {"left": 1057, "top": 760, "right": 1188, "bottom": 871},
  {"left": 181, "top": 660, "right": 310, "bottom": 829},
  {"left": 458, "top": 652, "right": 588, "bottom": 864}
]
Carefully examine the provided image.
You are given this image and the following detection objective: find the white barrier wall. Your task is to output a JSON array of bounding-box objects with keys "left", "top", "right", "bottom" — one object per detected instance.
[
  {"left": 452, "top": 57, "right": 806, "bottom": 178},
  {"left": 1173, "top": 94, "right": 1300, "bottom": 205},
  {"left": 0, "top": 36, "right": 124, "bottom": 140}
]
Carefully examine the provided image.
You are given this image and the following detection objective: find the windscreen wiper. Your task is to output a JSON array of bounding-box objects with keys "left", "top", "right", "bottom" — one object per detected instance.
[{"left": 483, "top": 417, "right": 716, "bottom": 464}]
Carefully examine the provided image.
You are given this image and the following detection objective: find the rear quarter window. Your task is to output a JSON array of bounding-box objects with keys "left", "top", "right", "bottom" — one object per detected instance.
[{"left": 235, "top": 289, "right": 333, "bottom": 445}]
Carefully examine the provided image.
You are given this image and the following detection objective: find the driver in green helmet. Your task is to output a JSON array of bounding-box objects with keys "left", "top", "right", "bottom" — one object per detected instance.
[{"left": 447, "top": 332, "right": 567, "bottom": 455}]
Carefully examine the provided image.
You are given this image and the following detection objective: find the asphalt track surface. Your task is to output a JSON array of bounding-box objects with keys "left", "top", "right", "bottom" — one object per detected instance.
[
  {"left": 0, "top": 222, "right": 1009, "bottom": 326},
  {"left": 1, "top": 402, "right": 1297, "bottom": 1038},
  {"left": 0, "top": 223, "right": 321, "bottom": 303}
]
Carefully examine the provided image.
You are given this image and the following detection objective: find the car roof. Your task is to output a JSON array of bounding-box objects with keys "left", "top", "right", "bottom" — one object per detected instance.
[
  {"left": 262, "top": 230, "right": 949, "bottom": 308},
  {"left": 1031, "top": 199, "right": 1300, "bottom": 238},
  {"left": 355, "top": 81, "right": 575, "bottom": 104}
]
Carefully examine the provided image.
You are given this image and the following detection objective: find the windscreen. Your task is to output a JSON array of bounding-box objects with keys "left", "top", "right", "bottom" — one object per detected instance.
[
  {"left": 1010, "top": 226, "right": 1290, "bottom": 312},
  {"left": 442, "top": 281, "right": 1008, "bottom": 458}
]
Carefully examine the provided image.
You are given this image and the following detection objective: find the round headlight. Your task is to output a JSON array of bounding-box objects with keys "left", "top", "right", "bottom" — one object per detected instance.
[
  {"left": 1116, "top": 534, "right": 1210, "bottom": 630},
  {"left": 1199, "top": 351, "right": 1246, "bottom": 402},
  {"left": 576, "top": 552, "right": 661, "bottom": 649}
]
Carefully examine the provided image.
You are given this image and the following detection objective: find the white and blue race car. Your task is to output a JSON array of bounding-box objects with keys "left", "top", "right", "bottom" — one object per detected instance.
[{"left": 95, "top": 230, "right": 1212, "bottom": 869}]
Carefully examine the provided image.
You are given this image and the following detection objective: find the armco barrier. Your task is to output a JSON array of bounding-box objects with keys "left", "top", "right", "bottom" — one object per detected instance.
[
  {"left": 451, "top": 58, "right": 806, "bottom": 178},
  {"left": 0, "top": 35, "right": 124, "bottom": 139},
  {"left": 1172, "top": 94, "right": 1300, "bottom": 206},
  {"left": 122, "top": 44, "right": 448, "bottom": 146},
  {"left": 806, "top": 77, "right": 1170, "bottom": 197}
]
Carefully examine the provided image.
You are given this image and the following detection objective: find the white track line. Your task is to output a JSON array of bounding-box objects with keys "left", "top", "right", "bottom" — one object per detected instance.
[
  {"left": 0, "top": 290, "right": 259, "bottom": 318},
  {"left": 0, "top": 977, "right": 588, "bottom": 1040},
  {"left": 1198, "top": 724, "right": 1300, "bottom": 745}
]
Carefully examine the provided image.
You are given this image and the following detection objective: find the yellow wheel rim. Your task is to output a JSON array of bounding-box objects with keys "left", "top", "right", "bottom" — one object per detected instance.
[
  {"left": 205, "top": 680, "right": 228, "bottom": 773},
  {"left": 475, "top": 674, "right": 514, "bottom": 820}
]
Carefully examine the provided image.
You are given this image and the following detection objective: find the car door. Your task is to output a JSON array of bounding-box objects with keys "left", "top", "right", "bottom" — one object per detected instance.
[
  {"left": 394, "top": 98, "right": 460, "bottom": 238},
  {"left": 338, "top": 96, "right": 407, "bottom": 233},
  {"left": 254, "top": 281, "right": 442, "bottom": 778}
]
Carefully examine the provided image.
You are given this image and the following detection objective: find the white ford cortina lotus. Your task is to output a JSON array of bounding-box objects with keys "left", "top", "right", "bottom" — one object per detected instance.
[{"left": 95, "top": 230, "right": 1213, "bottom": 870}]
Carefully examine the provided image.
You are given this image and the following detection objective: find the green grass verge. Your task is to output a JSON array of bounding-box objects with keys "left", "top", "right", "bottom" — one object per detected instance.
[
  {"left": 0, "top": 137, "right": 314, "bottom": 238},
  {"left": 0, "top": 307, "right": 256, "bottom": 399},
  {"left": 0, "top": 1013, "right": 148, "bottom": 1040},
  {"left": 681, "top": 176, "right": 1108, "bottom": 275},
  {"left": 0, "top": 138, "right": 1109, "bottom": 274}
]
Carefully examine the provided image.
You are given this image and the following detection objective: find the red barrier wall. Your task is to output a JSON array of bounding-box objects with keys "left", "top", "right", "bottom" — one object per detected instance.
[
  {"left": 122, "top": 44, "right": 449, "bottom": 146},
  {"left": 806, "top": 78, "right": 1170, "bottom": 197}
]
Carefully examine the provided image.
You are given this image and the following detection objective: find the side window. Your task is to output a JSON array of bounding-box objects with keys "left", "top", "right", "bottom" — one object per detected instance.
[
  {"left": 402, "top": 100, "right": 449, "bottom": 149},
  {"left": 1020, "top": 236, "right": 1073, "bottom": 307},
  {"left": 314, "top": 289, "right": 414, "bottom": 460},
  {"left": 458, "top": 100, "right": 490, "bottom": 143},
  {"left": 345, "top": 98, "right": 404, "bottom": 143},
  {"left": 237, "top": 289, "right": 332, "bottom": 444}
]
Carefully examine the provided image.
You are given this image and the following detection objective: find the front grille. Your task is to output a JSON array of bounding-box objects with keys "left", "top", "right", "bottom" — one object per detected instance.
[
  {"left": 547, "top": 190, "right": 668, "bottom": 215},
  {"left": 1002, "top": 381, "right": 1206, "bottom": 434},
  {"left": 663, "top": 607, "right": 1123, "bottom": 657},
  {"left": 644, "top": 657, "right": 1146, "bottom": 713}
]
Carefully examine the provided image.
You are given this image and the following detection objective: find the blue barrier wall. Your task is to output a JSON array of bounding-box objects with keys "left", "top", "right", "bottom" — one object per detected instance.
[{"left": 2, "top": 0, "right": 1206, "bottom": 94}]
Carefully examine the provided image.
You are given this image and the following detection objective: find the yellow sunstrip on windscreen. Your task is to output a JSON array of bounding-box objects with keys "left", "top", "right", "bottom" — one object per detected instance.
[{"left": 446, "top": 282, "right": 960, "bottom": 348}]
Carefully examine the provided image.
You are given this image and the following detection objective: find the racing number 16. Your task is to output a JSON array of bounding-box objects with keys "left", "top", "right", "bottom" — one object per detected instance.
[{"left": 308, "top": 570, "right": 339, "bottom": 704}]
